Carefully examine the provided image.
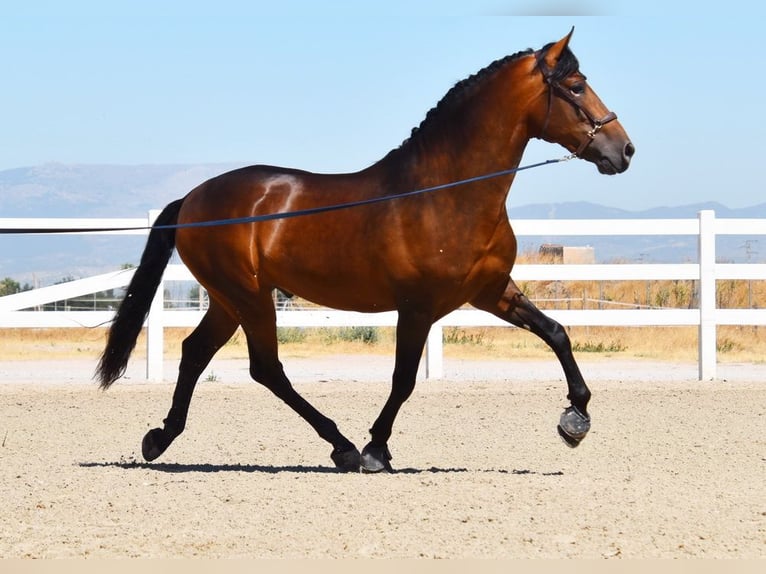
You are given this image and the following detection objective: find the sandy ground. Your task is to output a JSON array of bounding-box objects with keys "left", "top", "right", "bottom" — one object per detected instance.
[{"left": 0, "top": 356, "right": 764, "bottom": 558}]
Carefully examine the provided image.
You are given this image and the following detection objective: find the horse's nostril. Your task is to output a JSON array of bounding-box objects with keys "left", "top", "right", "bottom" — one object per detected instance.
[{"left": 624, "top": 142, "right": 636, "bottom": 158}]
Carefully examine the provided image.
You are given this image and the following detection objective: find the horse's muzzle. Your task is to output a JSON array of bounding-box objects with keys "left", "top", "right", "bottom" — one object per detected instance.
[{"left": 596, "top": 140, "right": 635, "bottom": 175}]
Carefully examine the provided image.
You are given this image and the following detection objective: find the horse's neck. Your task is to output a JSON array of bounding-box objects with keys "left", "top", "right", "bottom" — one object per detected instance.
[
  {"left": 383, "top": 75, "right": 533, "bottom": 195},
  {"left": 375, "top": 109, "right": 531, "bottom": 208}
]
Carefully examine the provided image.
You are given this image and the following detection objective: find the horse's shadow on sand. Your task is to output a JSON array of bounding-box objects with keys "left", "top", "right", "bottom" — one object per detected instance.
[{"left": 79, "top": 461, "right": 563, "bottom": 476}]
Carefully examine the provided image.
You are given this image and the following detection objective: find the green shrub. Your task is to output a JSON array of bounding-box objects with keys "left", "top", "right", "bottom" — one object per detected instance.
[
  {"left": 321, "top": 326, "right": 379, "bottom": 345},
  {"left": 277, "top": 327, "right": 308, "bottom": 344},
  {"left": 572, "top": 340, "right": 626, "bottom": 353},
  {"left": 443, "top": 327, "right": 491, "bottom": 346}
]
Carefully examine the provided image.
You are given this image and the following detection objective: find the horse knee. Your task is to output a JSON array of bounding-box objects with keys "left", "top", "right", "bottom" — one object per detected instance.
[{"left": 545, "top": 319, "right": 572, "bottom": 353}]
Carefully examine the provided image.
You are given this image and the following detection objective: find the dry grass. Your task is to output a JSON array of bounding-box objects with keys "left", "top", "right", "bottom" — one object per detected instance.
[
  {"left": 1, "top": 324, "right": 764, "bottom": 364},
  {"left": 516, "top": 250, "right": 766, "bottom": 311}
]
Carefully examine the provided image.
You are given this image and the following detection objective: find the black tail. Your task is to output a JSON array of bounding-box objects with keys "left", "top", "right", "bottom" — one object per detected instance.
[{"left": 96, "top": 198, "right": 185, "bottom": 389}]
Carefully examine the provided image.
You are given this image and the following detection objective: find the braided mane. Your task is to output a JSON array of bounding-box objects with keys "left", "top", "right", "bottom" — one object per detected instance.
[{"left": 391, "top": 43, "right": 579, "bottom": 155}]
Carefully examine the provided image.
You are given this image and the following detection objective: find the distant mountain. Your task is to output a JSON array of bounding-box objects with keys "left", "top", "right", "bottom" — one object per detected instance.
[
  {"left": 1, "top": 164, "right": 764, "bottom": 285},
  {"left": 507, "top": 200, "right": 766, "bottom": 220},
  {"left": 506, "top": 201, "right": 766, "bottom": 264},
  {"left": 0, "top": 162, "right": 240, "bottom": 218},
  {"left": 0, "top": 163, "right": 242, "bottom": 285}
]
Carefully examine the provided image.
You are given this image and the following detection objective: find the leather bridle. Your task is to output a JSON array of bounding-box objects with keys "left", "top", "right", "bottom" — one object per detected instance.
[{"left": 537, "top": 58, "right": 618, "bottom": 157}]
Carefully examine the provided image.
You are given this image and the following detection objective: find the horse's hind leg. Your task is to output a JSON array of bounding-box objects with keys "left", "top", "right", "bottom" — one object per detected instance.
[
  {"left": 142, "top": 301, "right": 239, "bottom": 461},
  {"left": 240, "top": 294, "right": 361, "bottom": 471},
  {"left": 473, "top": 279, "right": 591, "bottom": 447}
]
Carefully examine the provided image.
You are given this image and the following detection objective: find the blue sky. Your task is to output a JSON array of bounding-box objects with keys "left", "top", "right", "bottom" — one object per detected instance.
[{"left": 1, "top": 1, "right": 763, "bottom": 210}]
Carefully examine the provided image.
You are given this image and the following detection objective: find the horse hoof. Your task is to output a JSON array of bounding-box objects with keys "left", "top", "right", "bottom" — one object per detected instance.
[
  {"left": 360, "top": 444, "right": 393, "bottom": 473},
  {"left": 141, "top": 428, "right": 169, "bottom": 461},
  {"left": 558, "top": 406, "right": 590, "bottom": 449},
  {"left": 330, "top": 446, "right": 361, "bottom": 472},
  {"left": 557, "top": 424, "right": 582, "bottom": 448}
]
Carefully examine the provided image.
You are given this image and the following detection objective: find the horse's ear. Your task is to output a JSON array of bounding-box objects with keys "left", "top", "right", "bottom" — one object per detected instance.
[{"left": 543, "top": 27, "right": 575, "bottom": 69}]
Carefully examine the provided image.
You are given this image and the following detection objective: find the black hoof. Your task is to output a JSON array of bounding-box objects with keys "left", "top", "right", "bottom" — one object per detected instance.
[
  {"left": 330, "top": 445, "right": 361, "bottom": 472},
  {"left": 141, "top": 428, "right": 173, "bottom": 462},
  {"left": 558, "top": 406, "right": 590, "bottom": 449},
  {"left": 557, "top": 424, "right": 583, "bottom": 448},
  {"left": 360, "top": 444, "right": 393, "bottom": 473}
]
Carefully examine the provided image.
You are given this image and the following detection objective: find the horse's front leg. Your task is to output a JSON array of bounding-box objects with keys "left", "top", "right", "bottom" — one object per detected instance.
[{"left": 473, "top": 279, "right": 591, "bottom": 447}]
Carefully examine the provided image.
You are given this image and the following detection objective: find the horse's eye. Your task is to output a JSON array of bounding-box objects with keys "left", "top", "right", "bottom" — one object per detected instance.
[{"left": 570, "top": 83, "right": 586, "bottom": 96}]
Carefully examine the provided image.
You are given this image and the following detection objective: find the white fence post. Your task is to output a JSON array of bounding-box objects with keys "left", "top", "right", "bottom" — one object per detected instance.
[
  {"left": 146, "top": 210, "right": 164, "bottom": 381},
  {"left": 425, "top": 323, "right": 444, "bottom": 379},
  {"left": 698, "top": 210, "right": 717, "bottom": 380}
]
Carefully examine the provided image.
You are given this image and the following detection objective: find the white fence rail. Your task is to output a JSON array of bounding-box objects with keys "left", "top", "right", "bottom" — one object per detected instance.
[{"left": 2, "top": 210, "right": 766, "bottom": 381}]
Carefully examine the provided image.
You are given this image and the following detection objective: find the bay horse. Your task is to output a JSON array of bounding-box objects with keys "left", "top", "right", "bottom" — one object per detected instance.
[{"left": 97, "top": 29, "right": 634, "bottom": 472}]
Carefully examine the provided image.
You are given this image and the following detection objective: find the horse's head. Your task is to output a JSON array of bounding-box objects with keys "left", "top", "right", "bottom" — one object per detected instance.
[{"left": 532, "top": 29, "right": 634, "bottom": 174}]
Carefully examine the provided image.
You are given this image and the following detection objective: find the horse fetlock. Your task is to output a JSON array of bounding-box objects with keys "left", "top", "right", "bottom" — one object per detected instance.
[
  {"left": 360, "top": 443, "right": 393, "bottom": 473},
  {"left": 557, "top": 406, "right": 591, "bottom": 448}
]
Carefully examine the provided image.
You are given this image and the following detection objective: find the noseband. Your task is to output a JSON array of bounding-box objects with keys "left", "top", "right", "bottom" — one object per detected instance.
[{"left": 537, "top": 59, "right": 618, "bottom": 157}]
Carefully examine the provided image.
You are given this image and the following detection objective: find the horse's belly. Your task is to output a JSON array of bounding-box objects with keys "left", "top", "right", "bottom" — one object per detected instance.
[{"left": 270, "top": 267, "right": 397, "bottom": 313}]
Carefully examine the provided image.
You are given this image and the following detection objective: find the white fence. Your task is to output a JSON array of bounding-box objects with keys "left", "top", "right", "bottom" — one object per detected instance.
[{"left": 2, "top": 210, "right": 766, "bottom": 381}]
